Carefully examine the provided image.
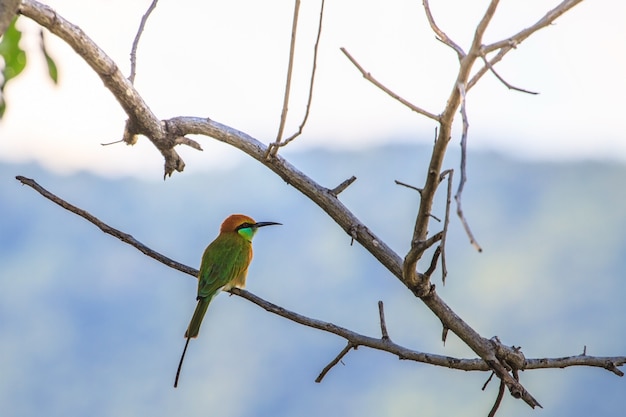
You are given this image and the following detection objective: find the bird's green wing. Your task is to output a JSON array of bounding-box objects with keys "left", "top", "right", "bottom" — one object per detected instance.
[{"left": 197, "top": 235, "right": 251, "bottom": 299}]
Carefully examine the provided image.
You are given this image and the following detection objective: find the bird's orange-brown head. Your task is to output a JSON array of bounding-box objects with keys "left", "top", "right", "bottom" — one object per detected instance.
[{"left": 219, "top": 214, "right": 281, "bottom": 241}]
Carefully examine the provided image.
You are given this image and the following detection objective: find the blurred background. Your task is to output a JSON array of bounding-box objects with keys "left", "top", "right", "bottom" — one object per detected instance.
[{"left": 1, "top": 1, "right": 625, "bottom": 416}]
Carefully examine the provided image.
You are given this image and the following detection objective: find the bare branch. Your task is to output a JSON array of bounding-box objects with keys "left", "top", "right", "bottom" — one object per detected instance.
[
  {"left": 480, "top": 53, "right": 538, "bottom": 95},
  {"left": 394, "top": 179, "right": 423, "bottom": 194},
  {"left": 487, "top": 380, "right": 506, "bottom": 417},
  {"left": 455, "top": 82, "right": 482, "bottom": 252},
  {"left": 423, "top": 245, "right": 441, "bottom": 278},
  {"left": 340, "top": 47, "right": 440, "bottom": 122},
  {"left": 16, "top": 173, "right": 625, "bottom": 400},
  {"left": 468, "top": 0, "right": 584, "bottom": 90},
  {"left": 315, "top": 342, "right": 354, "bottom": 383},
  {"left": 483, "top": 0, "right": 584, "bottom": 54},
  {"left": 129, "top": 0, "right": 159, "bottom": 84},
  {"left": 329, "top": 175, "right": 356, "bottom": 196},
  {"left": 19, "top": 0, "right": 195, "bottom": 177},
  {"left": 438, "top": 169, "right": 453, "bottom": 283},
  {"left": 269, "top": 0, "right": 301, "bottom": 158},
  {"left": 422, "top": 0, "right": 465, "bottom": 58},
  {"left": 15, "top": 175, "right": 196, "bottom": 277},
  {"left": 378, "top": 301, "right": 389, "bottom": 340},
  {"left": 268, "top": 0, "right": 326, "bottom": 157}
]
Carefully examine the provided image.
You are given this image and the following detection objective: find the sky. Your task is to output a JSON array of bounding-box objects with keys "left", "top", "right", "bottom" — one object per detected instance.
[{"left": 1, "top": 0, "right": 625, "bottom": 178}]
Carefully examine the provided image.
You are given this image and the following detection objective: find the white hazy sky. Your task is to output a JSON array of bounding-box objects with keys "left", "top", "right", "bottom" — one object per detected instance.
[{"left": 1, "top": 0, "right": 625, "bottom": 178}]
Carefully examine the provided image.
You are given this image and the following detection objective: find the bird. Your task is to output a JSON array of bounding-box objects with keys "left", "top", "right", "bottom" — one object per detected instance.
[{"left": 174, "top": 214, "right": 281, "bottom": 388}]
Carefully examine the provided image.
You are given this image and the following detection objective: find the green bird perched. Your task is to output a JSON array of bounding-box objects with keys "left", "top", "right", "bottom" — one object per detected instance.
[{"left": 174, "top": 214, "right": 281, "bottom": 388}]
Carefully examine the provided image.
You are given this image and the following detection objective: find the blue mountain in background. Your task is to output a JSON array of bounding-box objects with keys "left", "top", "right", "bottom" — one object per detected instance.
[{"left": 1, "top": 145, "right": 624, "bottom": 417}]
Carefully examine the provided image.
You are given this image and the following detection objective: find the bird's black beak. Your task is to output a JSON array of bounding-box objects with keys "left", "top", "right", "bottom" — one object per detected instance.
[{"left": 253, "top": 221, "right": 282, "bottom": 228}]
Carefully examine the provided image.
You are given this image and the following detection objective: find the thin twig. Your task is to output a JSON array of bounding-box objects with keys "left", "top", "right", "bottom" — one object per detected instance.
[
  {"left": 439, "top": 169, "right": 453, "bottom": 284},
  {"left": 15, "top": 176, "right": 196, "bottom": 276},
  {"left": 487, "top": 381, "right": 506, "bottom": 417},
  {"left": 482, "top": 371, "right": 496, "bottom": 390},
  {"left": 424, "top": 246, "right": 441, "bottom": 278},
  {"left": 316, "top": 342, "right": 354, "bottom": 383},
  {"left": 330, "top": 175, "right": 356, "bottom": 196},
  {"left": 129, "top": 0, "right": 159, "bottom": 84},
  {"left": 468, "top": 0, "right": 584, "bottom": 90},
  {"left": 422, "top": 0, "right": 465, "bottom": 58},
  {"left": 340, "top": 47, "right": 440, "bottom": 122},
  {"left": 271, "top": 0, "right": 326, "bottom": 153},
  {"left": 19, "top": 0, "right": 193, "bottom": 178},
  {"left": 16, "top": 173, "right": 626, "bottom": 389},
  {"left": 455, "top": 82, "right": 482, "bottom": 252},
  {"left": 378, "top": 301, "right": 390, "bottom": 340},
  {"left": 268, "top": 0, "right": 301, "bottom": 159},
  {"left": 394, "top": 179, "right": 423, "bottom": 194},
  {"left": 480, "top": 53, "right": 538, "bottom": 95}
]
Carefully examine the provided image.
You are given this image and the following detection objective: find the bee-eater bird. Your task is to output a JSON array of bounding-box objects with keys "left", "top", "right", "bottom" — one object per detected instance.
[{"left": 174, "top": 214, "right": 281, "bottom": 388}]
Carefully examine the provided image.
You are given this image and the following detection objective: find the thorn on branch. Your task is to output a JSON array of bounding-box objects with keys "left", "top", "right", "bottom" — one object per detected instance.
[
  {"left": 316, "top": 342, "right": 355, "bottom": 383},
  {"left": 330, "top": 176, "right": 357, "bottom": 196},
  {"left": 378, "top": 301, "right": 390, "bottom": 341}
]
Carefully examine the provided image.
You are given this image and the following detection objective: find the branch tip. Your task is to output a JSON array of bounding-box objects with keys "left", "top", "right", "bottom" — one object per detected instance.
[
  {"left": 330, "top": 176, "right": 357, "bottom": 196},
  {"left": 378, "top": 301, "right": 390, "bottom": 340},
  {"left": 316, "top": 342, "right": 354, "bottom": 383}
]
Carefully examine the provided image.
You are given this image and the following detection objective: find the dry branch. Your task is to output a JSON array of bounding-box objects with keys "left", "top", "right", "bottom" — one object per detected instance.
[
  {"left": 17, "top": 171, "right": 626, "bottom": 383},
  {"left": 19, "top": 0, "right": 200, "bottom": 177},
  {"left": 267, "top": 0, "right": 325, "bottom": 157},
  {"left": 340, "top": 47, "right": 440, "bottom": 122},
  {"left": 15, "top": 0, "right": 622, "bottom": 412},
  {"left": 128, "top": 0, "right": 159, "bottom": 84}
]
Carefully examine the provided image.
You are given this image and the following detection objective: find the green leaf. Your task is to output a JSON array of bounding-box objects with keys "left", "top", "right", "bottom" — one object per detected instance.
[
  {"left": 0, "top": 16, "right": 27, "bottom": 83},
  {"left": 0, "top": 16, "right": 26, "bottom": 119},
  {"left": 40, "top": 29, "right": 58, "bottom": 84}
]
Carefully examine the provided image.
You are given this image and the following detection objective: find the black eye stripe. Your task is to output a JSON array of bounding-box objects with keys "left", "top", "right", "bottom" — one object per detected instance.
[{"left": 236, "top": 222, "right": 253, "bottom": 231}]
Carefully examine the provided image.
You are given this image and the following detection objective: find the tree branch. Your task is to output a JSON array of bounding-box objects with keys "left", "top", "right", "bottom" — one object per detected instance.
[
  {"left": 128, "top": 0, "right": 159, "bottom": 84},
  {"left": 422, "top": 0, "right": 465, "bottom": 58},
  {"left": 15, "top": 174, "right": 625, "bottom": 404},
  {"left": 468, "top": 0, "right": 584, "bottom": 90},
  {"left": 340, "top": 47, "right": 440, "bottom": 122},
  {"left": 19, "top": 0, "right": 200, "bottom": 177},
  {"left": 15, "top": 0, "right": 619, "bottom": 411},
  {"left": 267, "top": 0, "right": 325, "bottom": 157}
]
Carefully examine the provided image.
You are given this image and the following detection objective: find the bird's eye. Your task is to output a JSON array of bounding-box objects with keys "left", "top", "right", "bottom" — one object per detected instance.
[{"left": 237, "top": 222, "right": 252, "bottom": 230}]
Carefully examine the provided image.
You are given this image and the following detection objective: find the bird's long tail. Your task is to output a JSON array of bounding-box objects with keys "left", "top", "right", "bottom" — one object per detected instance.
[
  {"left": 174, "top": 297, "right": 211, "bottom": 388},
  {"left": 174, "top": 337, "right": 190, "bottom": 388}
]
